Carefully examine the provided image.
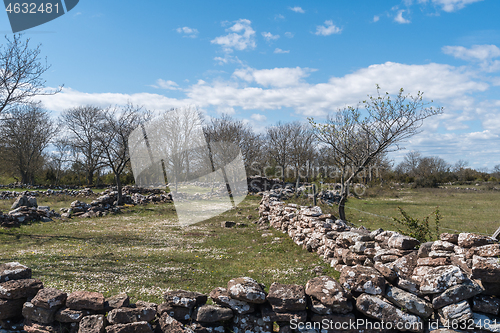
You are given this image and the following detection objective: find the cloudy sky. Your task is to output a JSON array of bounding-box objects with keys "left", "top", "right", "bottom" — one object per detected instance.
[{"left": 2, "top": 0, "right": 500, "bottom": 168}]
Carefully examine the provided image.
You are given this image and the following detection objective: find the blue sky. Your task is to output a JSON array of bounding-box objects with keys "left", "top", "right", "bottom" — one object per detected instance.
[{"left": 2, "top": 0, "right": 500, "bottom": 169}]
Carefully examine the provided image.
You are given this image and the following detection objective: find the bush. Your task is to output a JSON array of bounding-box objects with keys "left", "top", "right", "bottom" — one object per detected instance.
[{"left": 392, "top": 206, "right": 441, "bottom": 243}]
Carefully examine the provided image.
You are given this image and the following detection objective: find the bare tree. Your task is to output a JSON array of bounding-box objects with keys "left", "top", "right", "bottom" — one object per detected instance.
[
  {"left": 0, "top": 102, "right": 56, "bottom": 184},
  {"left": 48, "top": 137, "right": 71, "bottom": 185},
  {"left": 203, "top": 114, "right": 262, "bottom": 174},
  {"left": 266, "top": 122, "right": 295, "bottom": 182},
  {"left": 310, "top": 87, "right": 442, "bottom": 220},
  {"left": 397, "top": 151, "right": 422, "bottom": 176},
  {"left": 0, "top": 34, "right": 61, "bottom": 115},
  {"left": 60, "top": 106, "right": 106, "bottom": 185},
  {"left": 97, "top": 104, "right": 145, "bottom": 204},
  {"left": 289, "top": 123, "right": 316, "bottom": 182}
]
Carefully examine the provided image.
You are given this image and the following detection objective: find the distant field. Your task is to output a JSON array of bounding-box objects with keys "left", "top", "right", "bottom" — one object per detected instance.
[
  {"left": 0, "top": 195, "right": 336, "bottom": 304},
  {"left": 345, "top": 187, "right": 500, "bottom": 236}
]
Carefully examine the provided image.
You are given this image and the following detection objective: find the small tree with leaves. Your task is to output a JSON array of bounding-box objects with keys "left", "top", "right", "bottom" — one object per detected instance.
[{"left": 310, "top": 86, "right": 443, "bottom": 221}]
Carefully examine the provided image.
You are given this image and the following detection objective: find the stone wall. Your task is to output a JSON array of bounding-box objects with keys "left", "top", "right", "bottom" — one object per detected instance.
[
  {"left": 258, "top": 190, "right": 500, "bottom": 332},
  {"left": 1, "top": 190, "right": 500, "bottom": 333}
]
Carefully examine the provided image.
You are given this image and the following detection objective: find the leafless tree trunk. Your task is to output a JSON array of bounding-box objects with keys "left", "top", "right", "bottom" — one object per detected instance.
[
  {"left": 0, "top": 34, "right": 61, "bottom": 115},
  {"left": 60, "top": 106, "right": 106, "bottom": 186},
  {"left": 97, "top": 103, "right": 145, "bottom": 204},
  {"left": 0, "top": 102, "right": 56, "bottom": 184},
  {"left": 311, "top": 87, "right": 443, "bottom": 221}
]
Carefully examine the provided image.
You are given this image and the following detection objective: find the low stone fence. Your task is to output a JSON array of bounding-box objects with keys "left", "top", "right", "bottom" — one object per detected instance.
[{"left": 257, "top": 190, "right": 500, "bottom": 332}]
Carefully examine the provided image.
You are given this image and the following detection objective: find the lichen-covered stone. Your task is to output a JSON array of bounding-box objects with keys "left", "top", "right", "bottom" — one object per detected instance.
[
  {"left": 227, "top": 277, "right": 266, "bottom": 304},
  {"left": 267, "top": 283, "right": 306, "bottom": 312},
  {"left": 209, "top": 287, "right": 254, "bottom": 314},
  {"left": 107, "top": 307, "right": 156, "bottom": 324},
  {"left": 305, "top": 276, "right": 352, "bottom": 314},
  {"left": 0, "top": 278, "right": 42, "bottom": 299},
  {"left": 432, "top": 279, "right": 484, "bottom": 309},
  {"left": 339, "top": 265, "right": 386, "bottom": 295},
  {"left": 105, "top": 322, "right": 153, "bottom": 333},
  {"left": 387, "top": 234, "right": 420, "bottom": 250},
  {"left": 438, "top": 301, "right": 473, "bottom": 324},
  {"left": 458, "top": 233, "right": 496, "bottom": 248},
  {"left": 0, "top": 262, "right": 31, "bottom": 282},
  {"left": 385, "top": 285, "right": 433, "bottom": 318},
  {"left": 356, "top": 293, "right": 423, "bottom": 332},
  {"left": 471, "top": 255, "right": 500, "bottom": 283},
  {"left": 32, "top": 288, "right": 67, "bottom": 309},
  {"left": 164, "top": 290, "right": 207, "bottom": 309},
  {"left": 67, "top": 291, "right": 105, "bottom": 311},
  {"left": 193, "top": 305, "right": 233, "bottom": 323},
  {"left": 419, "top": 266, "right": 467, "bottom": 294},
  {"left": 472, "top": 294, "right": 500, "bottom": 315}
]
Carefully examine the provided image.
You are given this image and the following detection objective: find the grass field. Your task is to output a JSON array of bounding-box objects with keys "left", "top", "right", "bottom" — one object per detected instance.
[
  {"left": 343, "top": 186, "right": 499, "bottom": 236},
  {"left": 1, "top": 185, "right": 499, "bottom": 304},
  {"left": 0, "top": 195, "right": 336, "bottom": 304}
]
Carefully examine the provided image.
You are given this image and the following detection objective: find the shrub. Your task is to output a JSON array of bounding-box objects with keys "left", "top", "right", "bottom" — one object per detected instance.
[{"left": 392, "top": 206, "right": 441, "bottom": 243}]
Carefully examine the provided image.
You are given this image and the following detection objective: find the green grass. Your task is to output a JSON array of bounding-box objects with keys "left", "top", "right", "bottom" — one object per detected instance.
[
  {"left": 311, "top": 186, "right": 500, "bottom": 236},
  {"left": 0, "top": 195, "right": 337, "bottom": 304}
]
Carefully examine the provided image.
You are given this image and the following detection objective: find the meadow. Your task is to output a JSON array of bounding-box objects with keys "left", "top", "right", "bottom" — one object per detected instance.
[{"left": 0, "top": 184, "right": 498, "bottom": 304}]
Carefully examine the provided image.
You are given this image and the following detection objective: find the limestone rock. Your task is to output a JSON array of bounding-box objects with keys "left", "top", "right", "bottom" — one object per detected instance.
[
  {"left": 209, "top": 287, "right": 254, "bottom": 314},
  {"left": 32, "top": 288, "right": 67, "bottom": 309},
  {"left": 55, "top": 307, "right": 93, "bottom": 323},
  {"left": 387, "top": 234, "right": 420, "bottom": 250},
  {"left": 105, "top": 293, "right": 130, "bottom": 310},
  {"left": 0, "top": 262, "right": 31, "bottom": 282},
  {"left": 305, "top": 276, "right": 352, "bottom": 314},
  {"left": 0, "top": 278, "right": 43, "bottom": 299},
  {"left": 22, "top": 302, "right": 57, "bottom": 324},
  {"left": 472, "top": 295, "right": 500, "bottom": 315},
  {"left": 232, "top": 312, "right": 272, "bottom": 333},
  {"left": 438, "top": 300, "right": 473, "bottom": 324},
  {"left": 339, "top": 265, "right": 386, "bottom": 295},
  {"left": 267, "top": 282, "right": 306, "bottom": 312},
  {"left": 164, "top": 290, "right": 207, "bottom": 309},
  {"left": 105, "top": 322, "right": 153, "bottom": 333},
  {"left": 471, "top": 255, "right": 500, "bottom": 283},
  {"left": 385, "top": 285, "right": 433, "bottom": 318},
  {"left": 79, "top": 315, "right": 106, "bottom": 333},
  {"left": 458, "top": 233, "right": 496, "bottom": 248},
  {"left": 356, "top": 294, "right": 423, "bottom": 333},
  {"left": 440, "top": 233, "right": 459, "bottom": 244},
  {"left": 419, "top": 265, "right": 467, "bottom": 294},
  {"left": 193, "top": 304, "right": 233, "bottom": 323},
  {"left": 432, "top": 279, "right": 484, "bottom": 309},
  {"left": 67, "top": 291, "right": 105, "bottom": 311},
  {"left": 107, "top": 307, "right": 156, "bottom": 324},
  {"left": 0, "top": 298, "right": 25, "bottom": 320},
  {"left": 157, "top": 303, "right": 192, "bottom": 322},
  {"left": 227, "top": 277, "right": 266, "bottom": 304}
]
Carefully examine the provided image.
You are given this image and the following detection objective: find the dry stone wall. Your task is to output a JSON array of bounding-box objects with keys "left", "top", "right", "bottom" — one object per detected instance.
[{"left": 1, "top": 189, "right": 500, "bottom": 333}]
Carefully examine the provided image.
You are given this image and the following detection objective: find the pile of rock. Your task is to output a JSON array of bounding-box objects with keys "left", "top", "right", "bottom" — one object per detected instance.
[
  {"left": 260, "top": 190, "right": 500, "bottom": 332},
  {"left": 0, "top": 189, "right": 97, "bottom": 201},
  {"left": 59, "top": 189, "right": 173, "bottom": 219},
  {"left": 0, "top": 196, "right": 59, "bottom": 228}
]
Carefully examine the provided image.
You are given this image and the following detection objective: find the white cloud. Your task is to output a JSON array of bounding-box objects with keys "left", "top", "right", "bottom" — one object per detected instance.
[
  {"left": 315, "top": 20, "right": 342, "bottom": 36},
  {"left": 394, "top": 10, "right": 411, "bottom": 23},
  {"left": 274, "top": 48, "right": 290, "bottom": 54},
  {"left": 284, "top": 32, "right": 294, "bottom": 38},
  {"left": 216, "top": 106, "right": 236, "bottom": 115},
  {"left": 152, "top": 79, "right": 179, "bottom": 90},
  {"left": 421, "top": 0, "right": 483, "bottom": 12},
  {"left": 373, "top": 15, "right": 380, "bottom": 22},
  {"left": 289, "top": 6, "right": 305, "bottom": 13},
  {"left": 251, "top": 113, "right": 267, "bottom": 122},
  {"left": 442, "top": 44, "right": 500, "bottom": 61},
  {"left": 443, "top": 44, "right": 500, "bottom": 72},
  {"left": 262, "top": 32, "right": 280, "bottom": 42},
  {"left": 233, "top": 66, "right": 315, "bottom": 87},
  {"left": 211, "top": 19, "right": 256, "bottom": 53},
  {"left": 275, "top": 14, "right": 285, "bottom": 21},
  {"left": 176, "top": 26, "right": 199, "bottom": 38}
]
